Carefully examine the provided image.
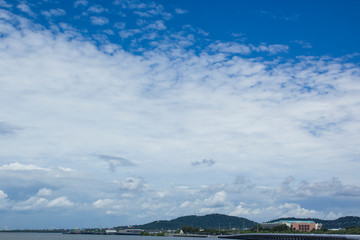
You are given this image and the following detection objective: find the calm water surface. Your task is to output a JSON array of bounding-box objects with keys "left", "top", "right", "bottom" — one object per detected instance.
[{"left": 0, "top": 233, "right": 220, "bottom": 240}]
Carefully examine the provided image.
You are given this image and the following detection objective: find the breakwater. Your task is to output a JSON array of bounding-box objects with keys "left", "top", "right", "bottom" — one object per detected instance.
[{"left": 219, "top": 233, "right": 360, "bottom": 240}]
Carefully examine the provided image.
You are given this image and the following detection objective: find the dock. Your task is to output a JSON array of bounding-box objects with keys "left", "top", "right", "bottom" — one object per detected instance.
[{"left": 218, "top": 233, "right": 360, "bottom": 240}]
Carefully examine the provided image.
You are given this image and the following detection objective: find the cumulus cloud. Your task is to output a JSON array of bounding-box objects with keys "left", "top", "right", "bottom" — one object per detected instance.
[
  {"left": 204, "top": 191, "right": 228, "bottom": 207},
  {"left": 12, "top": 196, "right": 48, "bottom": 211},
  {"left": 12, "top": 195, "right": 74, "bottom": 211},
  {"left": 47, "top": 196, "right": 74, "bottom": 207},
  {"left": 93, "top": 198, "right": 115, "bottom": 208},
  {"left": 0, "top": 190, "right": 10, "bottom": 209},
  {"left": 231, "top": 202, "right": 260, "bottom": 216},
  {"left": 9, "top": 187, "right": 75, "bottom": 211},
  {"left": 120, "top": 177, "right": 147, "bottom": 191},
  {"left": 37, "top": 188, "right": 52, "bottom": 197},
  {"left": 0, "top": 190, "right": 7, "bottom": 199},
  {"left": 278, "top": 203, "right": 320, "bottom": 218}
]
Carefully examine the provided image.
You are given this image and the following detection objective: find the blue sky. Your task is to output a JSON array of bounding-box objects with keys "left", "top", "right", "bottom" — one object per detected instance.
[{"left": 0, "top": 0, "right": 360, "bottom": 230}]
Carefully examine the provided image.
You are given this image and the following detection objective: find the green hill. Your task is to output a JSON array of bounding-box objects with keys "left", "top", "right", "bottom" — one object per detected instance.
[{"left": 126, "top": 213, "right": 258, "bottom": 230}]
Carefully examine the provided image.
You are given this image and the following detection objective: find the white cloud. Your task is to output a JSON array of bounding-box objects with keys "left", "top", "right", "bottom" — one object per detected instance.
[
  {"left": 41, "top": 8, "right": 66, "bottom": 18},
  {"left": 0, "top": 0, "right": 11, "bottom": 8},
  {"left": 250, "top": 44, "right": 289, "bottom": 54},
  {"left": 88, "top": 5, "right": 107, "bottom": 13},
  {"left": 93, "top": 198, "right": 115, "bottom": 208},
  {"left": 0, "top": 162, "right": 49, "bottom": 171},
  {"left": 90, "top": 16, "right": 109, "bottom": 25},
  {"left": 119, "top": 29, "right": 141, "bottom": 38},
  {"left": 175, "top": 8, "right": 188, "bottom": 15},
  {"left": 37, "top": 188, "right": 52, "bottom": 197},
  {"left": 12, "top": 196, "right": 48, "bottom": 211},
  {"left": 114, "top": 22, "right": 126, "bottom": 29},
  {"left": 0, "top": 6, "right": 359, "bottom": 226},
  {"left": 132, "top": 3, "right": 172, "bottom": 19},
  {"left": 47, "top": 196, "right": 74, "bottom": 207},
  {"left": 209, "top": 42, "right": 251, "bottom": 54},
  {"left": 16, "top": 2, "right": 35, "bottom": 17},
  {"left": 278, "top": 203, "right": 320, "bottom": 218},
  {"left": 209, "top": 42, "right": 289, "bottom": 55},
  {"left": 12, "top": 195, "right": 74, "bottom": 210},
  {"left": 74, "top": 0, "right": 88, "bottom": 8},
  {"left": 120, "top": 177, "right": 147, "bottom": 191},
  {"left": 293, "top": 40, "right": 312, "bottom": 49},
  {"left": 0, "top": 189, "right": 10, "bottom": 209},
  {"left": 0, "top": 190, "right": 7, "bottom": 199},
  {"left": 204, "top": 191, "right": 228, "bottom": 207},
  {"left": 145, "top": 20, "right": 166, "bottom": 30},
  {"left": 231, "top": 202, "right": 260, "bottom": 216}
]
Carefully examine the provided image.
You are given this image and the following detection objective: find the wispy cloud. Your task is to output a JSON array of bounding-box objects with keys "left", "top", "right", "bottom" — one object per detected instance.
[
  {"left": 293, "top": 40, "right": 312, "bottom": 49},
  {"left": 0, "top": 0, "right": 11, "bottom": 8},
  {"left": 0, "top": 122, "right": 19, "bottom": 136},
  {"left": 259, "top": 10, "right": 300, "bottom": 21},
  {"left": 209, "top": 42, "right": 251, "bottom": 54},
  {"left": 90, "top": 16, "right": 109, "bottom": 25},
  {"left": 192, "top": 159, "right": 216, "bottom": 167},
  {"left": 17, "top": 2, "right": 36, "bottom": 17},
  {"left": 250, "top": 44, "right": 289, "bottom": 54},
  {"left": 120, "top": 177, "right": 147, "bottom": 191},
  {"left": 0, "top": 162, "right": 49, "bottom": 171},
  {"left": 175, "top": 8, "right": 188, "bottom": 15},
  {"left": 41, "top": 8, "right": 66, "bottom": 18},
  {"left": 97, "top": 154, "right": 135, "bottom": 172},
  {"left": 74, "top": 0, "right": 88, "bottom": 8}
]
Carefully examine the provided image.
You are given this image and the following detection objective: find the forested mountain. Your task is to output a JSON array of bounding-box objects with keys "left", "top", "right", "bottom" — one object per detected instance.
[{"left": 126, "top": 214, "right": 258, "bottom": 230}]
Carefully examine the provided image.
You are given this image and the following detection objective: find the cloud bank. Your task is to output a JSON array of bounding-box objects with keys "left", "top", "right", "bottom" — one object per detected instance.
[{"left": 0, "top": 1, "right": 359, "bottom": 229}]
